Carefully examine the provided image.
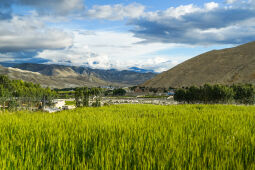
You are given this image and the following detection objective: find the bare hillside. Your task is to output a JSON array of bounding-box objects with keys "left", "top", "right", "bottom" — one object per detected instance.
[
  {"left": 0, "top": 66, "right": 122, "bottom": 88},
  {"left": 0, "top": 63, "right": 156, "bottom": 88},
  {"left": 142, "top": 41, "right": 255, "bottom": 88}
]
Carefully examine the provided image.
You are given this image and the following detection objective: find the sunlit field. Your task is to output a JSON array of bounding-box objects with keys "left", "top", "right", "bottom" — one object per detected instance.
[{"left": 0, "top": 104, "right": 255, "bottom": 169}]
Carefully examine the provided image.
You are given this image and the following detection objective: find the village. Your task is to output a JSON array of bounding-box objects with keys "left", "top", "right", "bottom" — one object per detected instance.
[
  {"left": 48, "top": 95, "right": 176, "bottom": 113},
  {"left": 43, "top": 86, "right": 176, "bottom": 112}
]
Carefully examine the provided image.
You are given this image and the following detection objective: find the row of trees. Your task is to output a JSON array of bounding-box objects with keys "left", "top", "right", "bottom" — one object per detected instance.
[
  {"left": 130, "top": 86, "right": 167, "bottom": 93},
  {"left": 0, "top": 75, "right": 57, "bottom": 111},
  {"left": 75, "top": 87, "right": 102, "bottom": 107},
  {"left": 174, "top": 84, "right": 255, "bottom": 104},
  {"left": 104, "top": 88, "right": 127, "bottom": 96}
]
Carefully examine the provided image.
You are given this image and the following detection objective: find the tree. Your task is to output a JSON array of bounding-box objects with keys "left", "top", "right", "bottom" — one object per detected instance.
[
  {"left": 0, "top": 75, "right": 57, "bottom": 111},
  {"left": 201, "top": 84, "right": 214, "bottom": 103},
  {"left": 0, "top": 75, "right": 10, "bottom": 88},
  {"left": 113, "top": 88, "right": 126, "bottom": 96},
  {"left": 83, "top": 87, "right": 89, "bottom": 107},
  {"left": 232, "top": 84, "right": 255, "bottom": 104},
  {"left": 185, "top": 86, "right": 201, "bottom": 103},
  {"left": 0, "top": 85, "right": 8, "bottom": 111},
  {"left": 174, "top": 84, "right": 235, "bottom": 104},
  {"left": 92, "top": 98, "right": 101, "bottom": 107},
  {"left": 174, "top": 88, "right": 186, "bottom": 103},
  {"left": 211, "top": 85, "right": 234, "bottom": 103},
  {"left": 75, "top": 87, "right": 102, "bottom": 107},
  {"left": 75, "top": 87, "right": 83, "bottom": 107},
  {"left": 104, "top": 90, "right": 113, "bottom": 96}
]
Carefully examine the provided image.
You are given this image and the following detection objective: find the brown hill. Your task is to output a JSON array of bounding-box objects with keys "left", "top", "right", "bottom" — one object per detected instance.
[
  {"left": 0, "top": 66, "right": 115, "bottom": 88},
  {"left": 142, "top": 41, "right": 255, "bottom": 88},
  {"left": 12, "top": 63, "right": 156, "bottom": 85},
  {"left": 0, "top": 63, "right": 156, "bottom": 88}
]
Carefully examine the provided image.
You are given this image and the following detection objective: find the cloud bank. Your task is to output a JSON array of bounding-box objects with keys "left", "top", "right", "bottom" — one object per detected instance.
[
  {"left": 130, "top": 1, "right": 255, "bottom": 45},
  {"left": 85, "top": 3, "right": 145, "bottom": 20},
  {"left": 33, "top": 31, "right": 179, "bottom": 72},
  {"left": 0, "top": 16, "right": 73, "bottom": 53}
]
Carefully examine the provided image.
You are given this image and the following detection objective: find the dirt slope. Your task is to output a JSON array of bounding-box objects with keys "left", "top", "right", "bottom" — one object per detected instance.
[{"left": 142, "top": 41, "right": 255, "bottom": 88}]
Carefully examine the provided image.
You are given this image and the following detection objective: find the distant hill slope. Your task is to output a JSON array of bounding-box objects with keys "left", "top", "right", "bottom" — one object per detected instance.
[
  {"left": 142, "top": 41, "right": 255, "bottom": 88},
  {"left": 0, "top": 66, "right": 115, "bottom": 88},
  {"left": 0, "top": 63, "right": 156, "bottom": 88}
]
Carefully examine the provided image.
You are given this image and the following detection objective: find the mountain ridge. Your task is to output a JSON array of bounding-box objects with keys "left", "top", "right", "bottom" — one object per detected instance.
[
  {"left": 0, "top": 63, "right": 156, "bottom": 88},
  {"left": 142, "top": 41, "right": 255, "bottom": 88},
  {"left": 12, "top": 63, "right": 156, "bottom": 85}
]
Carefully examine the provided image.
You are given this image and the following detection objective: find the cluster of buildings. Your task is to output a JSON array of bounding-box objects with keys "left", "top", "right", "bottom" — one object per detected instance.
[{"left": 44, "top": 99, "right": 76, "bottom": 113}]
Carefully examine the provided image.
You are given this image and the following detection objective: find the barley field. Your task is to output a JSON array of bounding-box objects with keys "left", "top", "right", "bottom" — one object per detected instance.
[{"left": 0, "top": 104, "right": 255, "bottom": 169}]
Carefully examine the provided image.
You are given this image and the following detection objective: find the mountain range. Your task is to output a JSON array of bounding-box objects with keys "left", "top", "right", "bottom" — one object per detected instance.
[
  {"left": 0, "top": 63, "right": 156, "bottom": 88},
  {"left": 2, "top": 41, "right": 255, "bottom": 89},
  {"left": 142, "top": 41, "right": 255, "bottom": 88}
]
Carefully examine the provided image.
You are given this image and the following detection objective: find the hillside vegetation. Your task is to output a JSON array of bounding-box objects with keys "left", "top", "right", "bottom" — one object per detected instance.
[
  {"left": 143, "top": 41, "right": 255, "bottom": 88},
  {"left": 0, "top": 104, "right": 254, "bottom": 169}
]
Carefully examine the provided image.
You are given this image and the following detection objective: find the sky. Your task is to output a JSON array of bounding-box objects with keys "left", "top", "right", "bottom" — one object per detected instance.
[{"left": 0, "top": 0, "right": 255, "bottom": 72}]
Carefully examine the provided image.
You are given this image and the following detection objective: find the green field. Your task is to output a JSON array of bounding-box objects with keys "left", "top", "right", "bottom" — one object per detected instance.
[
  {"left": 0, "top": 105, "right": 255, "bottom": 169},
  {"left": 65, "top": 100, "right": 76, "bottom": 105}
]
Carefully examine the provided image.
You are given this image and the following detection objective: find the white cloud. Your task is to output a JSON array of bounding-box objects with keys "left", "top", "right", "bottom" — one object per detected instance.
[
  {"left": 205, "top": 2, "right": 219, "bottom": 10},
  {"left": 85, "top": 3, "right": 145, "bottom": 20},
  {"left": 34, "top": 30, "right": 182, "bottom": 72},
  {"left": 163, "top": 4, "right": 201, "bottom": 19},
  {"left": 0, "top": 53, "right": 13, "bottom": 62},
  {"left": 130, "top": 57, "right": 180, "bottom": 73},
  {"left": 144, "top": 4, "right": 201, "bottom": 21},
  {"left": 130, "top": 1, "right": 255, "bottom": 45},
  {"left": 0, "top": 16, "right": 73, "bottom": 52},
  {"left": 226, "top": 0, "right": 237, "bottom": 4}
]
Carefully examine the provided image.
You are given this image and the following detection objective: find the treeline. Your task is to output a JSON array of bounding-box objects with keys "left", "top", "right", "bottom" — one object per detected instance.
[
  {"left": 75, "top": 87, "right": 102, "bottom": 107},
  {"left": 131, "top": 86, "right": 167, "bottom": 93},
  {"left": 0, "top": 75, "right": 56, "bottom": 111},
  {"left": 104, "top": 88, "right": 127, "bottom": 96},
  {"left": 174, "top": 84, "right": 255, "bottom": 104},
  {"left": 54, "top": 88, "right": 76, "bottom": 99}
]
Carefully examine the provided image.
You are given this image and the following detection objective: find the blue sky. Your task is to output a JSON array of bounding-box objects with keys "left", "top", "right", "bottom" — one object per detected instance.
[{"left": 0, "top": 0, "right": 255, "bottom": 72}]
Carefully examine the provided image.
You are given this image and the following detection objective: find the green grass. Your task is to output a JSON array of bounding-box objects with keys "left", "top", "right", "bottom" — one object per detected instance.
[
  {"left": 57, "top": 91, "right": 75, "bottom": 94},
  {"left": 65, "top": 100, "right": 75, "bottom": 105},
  {"left": 0, "top": 104, "right": 255, "bottom": 169},
  {"left": 138, "top": 95, "right": 167, "bottom": 98}
]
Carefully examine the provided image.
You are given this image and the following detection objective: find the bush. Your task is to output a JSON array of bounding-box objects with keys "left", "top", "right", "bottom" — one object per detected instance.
[
  {"left": 113, "top": 88, "right": 126, "bottom": 96},
  {"left": 174, "top": 89, "right": 186, "bottom": 103}
]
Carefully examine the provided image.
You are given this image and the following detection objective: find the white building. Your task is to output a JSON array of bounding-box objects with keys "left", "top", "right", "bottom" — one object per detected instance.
[{"left": 53, "top": 99, "right": 66, "bottom": 109}]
